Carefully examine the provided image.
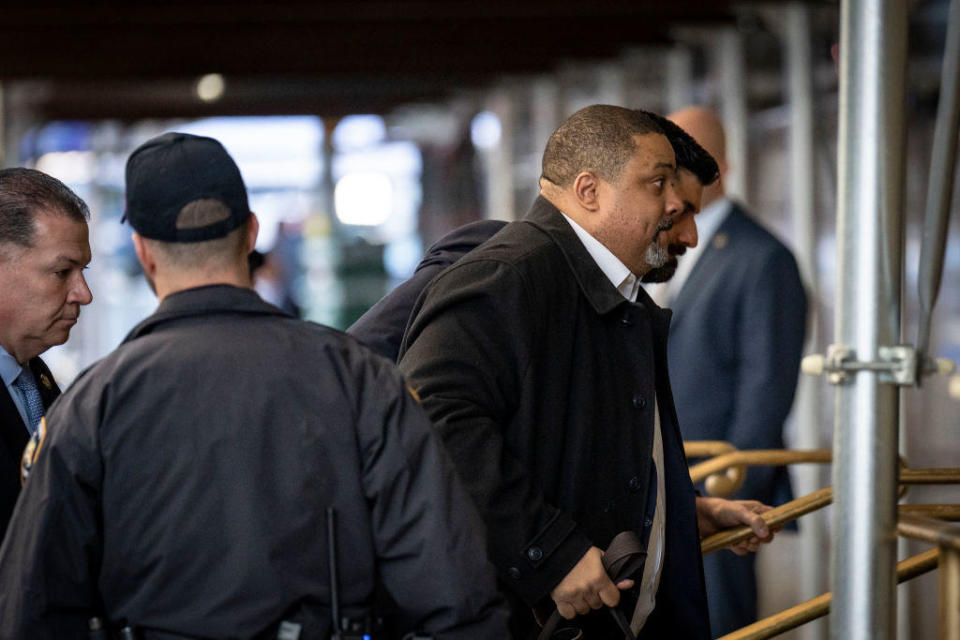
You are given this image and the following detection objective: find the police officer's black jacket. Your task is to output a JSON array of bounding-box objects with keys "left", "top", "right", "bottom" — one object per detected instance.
[
  {"left": 398, "top": 197, "right": 711, "bottom": 638},
  {"left": 0, "top": 285, "right": 508, "bottom": 639}
]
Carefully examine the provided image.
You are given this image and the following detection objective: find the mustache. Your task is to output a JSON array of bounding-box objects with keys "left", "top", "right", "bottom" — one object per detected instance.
[
  {"left": 652, "top": 217, "right": 675, "bottom": 240},
  {"left": 667, "top": 243, "right": 687, "bottom": 257}
]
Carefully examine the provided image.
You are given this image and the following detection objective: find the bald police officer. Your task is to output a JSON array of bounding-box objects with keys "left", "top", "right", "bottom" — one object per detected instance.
[{"left": 0, "top": 133, "right": 507, "bottom": 639}]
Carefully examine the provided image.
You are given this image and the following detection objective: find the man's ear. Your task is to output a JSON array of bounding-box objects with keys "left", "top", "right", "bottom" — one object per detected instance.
[
  {"left": 245, "top": 212, "right": 260, "bottom": 255},
  {"left": 131, "top": 233, "right": 155, "bottom": 277},
  {"left": 718, "top": 157, "right": 730, "bottom": 181},
  {"left": 572, "top": 171, "right": 601, "bottom": 212}
]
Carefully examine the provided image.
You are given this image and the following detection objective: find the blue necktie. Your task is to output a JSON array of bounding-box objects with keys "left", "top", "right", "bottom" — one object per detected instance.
[{"left": 14, "top": 367, "right": 44, "bottom": 435}]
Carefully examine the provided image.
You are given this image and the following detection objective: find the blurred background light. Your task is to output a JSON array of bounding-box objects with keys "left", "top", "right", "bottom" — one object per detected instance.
[
  {"left": 333, "top": 115, "right": 387, "bottom": 151},
  {"left": 470, "top": 110, "right": 502, "bottom": 150},
  {"left": 196, "top": 73, "right": 226, "bottom": 102},
  {"left": 334, "top": 172, "right": 393, "bottom": 226},
  {"left": 35, "top": 151, "right": 98, "bottom": 184}
]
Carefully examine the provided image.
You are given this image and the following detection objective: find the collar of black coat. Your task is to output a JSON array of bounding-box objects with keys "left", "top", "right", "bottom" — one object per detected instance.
[
  {"left": 122, "top": 284, "right": 291, "bottom": 343},
  {"left": 523, "top": 196, "right": 673, "bottom": 325}
]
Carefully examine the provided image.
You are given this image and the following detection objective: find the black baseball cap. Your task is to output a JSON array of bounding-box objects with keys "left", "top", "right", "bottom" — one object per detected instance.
[{"left": 123, "top": 132, "right": 250, "bottom": 242}]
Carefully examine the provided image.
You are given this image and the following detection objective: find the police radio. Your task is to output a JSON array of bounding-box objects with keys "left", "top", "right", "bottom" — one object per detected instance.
[{"left": 327, "top": 508, "right": 386, "bottom": 640}]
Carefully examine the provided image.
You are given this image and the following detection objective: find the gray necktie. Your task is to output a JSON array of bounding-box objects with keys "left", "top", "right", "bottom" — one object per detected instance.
[{"left": 14, "top": 367, "right": 44, "bottom": 434}]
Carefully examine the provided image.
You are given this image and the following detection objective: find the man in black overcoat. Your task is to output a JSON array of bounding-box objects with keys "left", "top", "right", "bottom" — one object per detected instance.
[
  {"left": 0, "top": 168, "right": 93, "bottom": 543},
  {"left": 399, "top": 106, "right": 775, "bottom": 639},
  {"left": 349, "top": 115, "right": 714, "bottom": 365}
]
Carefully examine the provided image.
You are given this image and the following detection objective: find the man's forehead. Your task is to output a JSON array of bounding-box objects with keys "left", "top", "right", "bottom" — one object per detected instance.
[
  {"left": 32, "top": 214, "right": 91, "bottom": 258},
  {"left": 631, "top": 133, "right": 676, "bottom": 169}
]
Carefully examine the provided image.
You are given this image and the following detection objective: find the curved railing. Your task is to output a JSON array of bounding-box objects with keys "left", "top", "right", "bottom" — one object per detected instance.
[{"left": 685, "top": 441, "right": 960, "bottom": 639}]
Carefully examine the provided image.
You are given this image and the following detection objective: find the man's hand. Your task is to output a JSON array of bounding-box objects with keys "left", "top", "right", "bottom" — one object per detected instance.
[
  {"left": 695, "top": 497, "right": 777, "bottom": 555},
  {"left": 550, "top": 546, "right": 635, "bottom": 619}
]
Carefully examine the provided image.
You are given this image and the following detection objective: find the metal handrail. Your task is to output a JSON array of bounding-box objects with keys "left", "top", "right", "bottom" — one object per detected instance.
[
  {"left": 700, "top": 473, "right": 960, "bottom": 554},
  {"left": 900, "top": 468, "right": 960, "bottom": 485},
  {"left": 684, "top": 440, "right": 960, "bottom": 498},
  {"left": 684, "top": 441, "right": 739, "bottom": 458},
  {"left": 898, "top": 514, "right": 960, "bottom": 549},
  {"left": 701, "top": 487, "right": 833, "bottom": 555},
  {"left": 714, "top": 549, "right": 940, "bottom": 640},
  {"left": 688, "top": 449, "right": 832, "bottom": 496},
  {"left": 898, "top": 504, "right": 960, "bottom": 521},
  {"left": 690, "top": 450, "right": 960, "bottom": 639},
  {"left": 897, "top": 514, "right": 960, "bottom": 638},
  {"left": 689, "top": 449, "right": 833, "bottom": 483}
]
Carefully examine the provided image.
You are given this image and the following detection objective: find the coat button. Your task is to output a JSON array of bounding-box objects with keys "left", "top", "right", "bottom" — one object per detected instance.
[
  {"left": 628, "top": 476, "right": 642, "bottom": 492},
  {"left": 507, "top": 566, "right": 521, "bottom": 580},
  {"left": 632, "top": 394, "right": 646, "bottom": 409},
  {"left": 621, "top": 314, "right": 633, "bottom": 326},
  {"left": 644, "top": 517, "right": 653, "bottom": 528},
  {"left": 527, "top": 546, "right": 544, "bottom": 562}
]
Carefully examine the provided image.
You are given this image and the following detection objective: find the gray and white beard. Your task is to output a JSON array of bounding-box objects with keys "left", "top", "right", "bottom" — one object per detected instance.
[
  {"left": 643, "top": 217, "right": 674, "bottom": 270},
  {"left": 644, "top": 239, "right": 671, "bottom": 270}
]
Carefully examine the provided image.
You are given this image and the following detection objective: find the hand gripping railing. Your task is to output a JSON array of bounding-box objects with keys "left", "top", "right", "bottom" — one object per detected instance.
[{"left": 686, "top": 441, "right": 960, "bottom": 639}]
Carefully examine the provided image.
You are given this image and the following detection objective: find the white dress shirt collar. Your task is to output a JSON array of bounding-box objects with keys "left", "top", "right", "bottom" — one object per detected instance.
[
  {"left": 0, "top": 345, "right": 32, "bottom": 430},
  {"left": 693, "top": 196, "right": 733, "bottom": 248},
  {"left": 560, "top": 212, "right": 640, "bottom": 302},
  {"left": 0, "top": 345, "right": 23, "bottom": 388}
]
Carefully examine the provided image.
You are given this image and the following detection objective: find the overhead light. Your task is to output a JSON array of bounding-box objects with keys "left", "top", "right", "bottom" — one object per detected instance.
[{"left": 196, "top": 73, "right": 226, "bottom": 102}]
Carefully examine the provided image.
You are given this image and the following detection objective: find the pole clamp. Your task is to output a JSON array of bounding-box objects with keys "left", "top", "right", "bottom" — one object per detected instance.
[{"left": 801, "top": 344, "right": 955, "bottom": 386}]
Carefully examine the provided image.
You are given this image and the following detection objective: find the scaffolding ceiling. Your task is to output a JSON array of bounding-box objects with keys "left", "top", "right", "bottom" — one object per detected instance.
[{"left": 0, "top": 0, "right": 757, "bottom": 120}]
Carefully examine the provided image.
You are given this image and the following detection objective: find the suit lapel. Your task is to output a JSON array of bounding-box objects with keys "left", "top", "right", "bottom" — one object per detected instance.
[
  {"left": 669, "top": 207, "right": 741, "bottom": 325},
  {"left": 29, "top": 357, "right": 61, "bottom": 409},
  {"left": 0, "top": 385, "right": 29, "bottom": 468},
  {"left": 0, "top": 357, "right": 60, "bottom": 469}
]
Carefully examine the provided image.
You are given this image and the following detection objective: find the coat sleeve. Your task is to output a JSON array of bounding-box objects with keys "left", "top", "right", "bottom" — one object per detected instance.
[
  {"left": 347, "top": 265, "right": 444, "bottom": 362},
  {"left": 398, "top": 259, "right": 593, "bottom": 606},
  {"left": 353, "top": 351, "right": 510, "bottom": 640},
  {"left": 0, "top": 378, "right": 104, "bottom": 640},
  {"left": 729, "top": 245, "right": 808, "bottom": 501}
]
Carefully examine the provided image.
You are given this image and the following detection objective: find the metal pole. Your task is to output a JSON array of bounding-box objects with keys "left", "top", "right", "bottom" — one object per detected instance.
[
  {"left": 484, "top": 83, "right": 517, "bottom": 221},
  {"left": 0, "top": 82, "right": 5, "bottom": 168},
  {"left": 941, "top": 547, "right": 960, "bottom": 640},
  {"left": 596, "top": 61, "right": 626, "bottom": 107},
  {"left": 784, "top": 6, "right": 826, "bottom": 637},
  {"left": 530, "top": 76, "right": 562, "bottom": 154},
  {"left": 719, "top": 27, "right": 749, "bottom": 202},
  {"left": 916, "top": 0, "right": 960, "bottom": 365},
  {"left": 831, "top": 0, "right": 907, "bottom": 638},
  {"left": 665, "top": 46, "right": 694, "bottom": 113}
]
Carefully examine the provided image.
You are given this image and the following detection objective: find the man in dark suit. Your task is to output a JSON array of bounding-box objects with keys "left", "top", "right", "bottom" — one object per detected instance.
[
  {"left": 399, "top": 106, "right": 776, "bottom": 639},
  {"left": 0, "top": 168, "right": 93, "bottom": 542},
  {"left": 646, "top": 107, "right": 807, "bottom": 637}
]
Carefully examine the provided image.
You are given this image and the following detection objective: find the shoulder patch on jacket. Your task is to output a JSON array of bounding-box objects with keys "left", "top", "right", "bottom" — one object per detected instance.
[
  {"left": 21, "top": 417, "right": 47, "bottom": 485},
  {"left": 406, "top": 384, "right": 421, "bottom": 403}
]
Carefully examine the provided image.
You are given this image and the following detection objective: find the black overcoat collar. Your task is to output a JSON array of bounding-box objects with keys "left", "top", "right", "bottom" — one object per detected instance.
[{"left": 523, "top": 196, "right": 673, "bottom": 334}]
